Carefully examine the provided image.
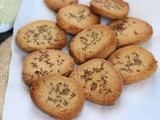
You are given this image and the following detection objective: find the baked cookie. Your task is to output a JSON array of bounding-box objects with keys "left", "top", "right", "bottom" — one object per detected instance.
[
  {"left": 108, "top": 45, "right": 158, "bottom": 84},
  {"left": 69, "top": 25, "right": 117, "bottom": 64},
  {"left": 90, "top": 0, "right": 129, "bottom": 19},
  {"left": 45, "top": 0, "right": 78, "bottom": 12},
  {"left": 70, "top": 59, "right": 123, "bottom": 105},
  {"left": 108, "top": 17, "right": 153, "bottom": 48},
  {"left": 16, "top": 20, "right": 67, "bottom": 52},
  {"left": 30, "top": 75, "right": 85, "bottom": 120},
  {"left": 23, "top": 49, "right": 74, "bottom": 86},
  {"left": 57, "top": 4, "right": 100, "bottom": 34}
]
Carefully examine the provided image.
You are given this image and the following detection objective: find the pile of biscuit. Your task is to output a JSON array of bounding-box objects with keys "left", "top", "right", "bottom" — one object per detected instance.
[{"left": 16, "top": 0, "right": 158, "bottom": 119}]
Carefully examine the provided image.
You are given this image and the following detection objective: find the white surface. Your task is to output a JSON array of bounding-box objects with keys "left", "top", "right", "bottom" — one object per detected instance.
[{"left": 2, "top": 0, "right": 160, "bottom": 120}]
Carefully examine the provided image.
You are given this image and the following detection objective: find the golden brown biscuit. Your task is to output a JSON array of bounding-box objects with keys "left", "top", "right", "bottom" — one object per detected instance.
[
  {"left": 108, "top": 17, "right": 153, "bottom": 48},
  {"left": 57, "top": 4, "right": 100, "bottom": 34},
  {"left": 23, "top": 49, "right": 74, "bottom": 86},
  {"left": 90, "top": 0, "right": 130, "bottom": 19},
  {"left": 45, "top": 0, "right": 78, "bottom": 12},
  {"left": 70, "top": 59, "right": 123, "bottom": 105},
  {"left": 16, "top": 20, "right": 67, "bottom": 52},
  {"left": 69, "top": 25, "right": 117, "bottom": 64},
  {"left": 30, "top": 74, "right": 85, "bottom": 120},
  {"left": 108, "top": 45, "right": 158, "bottom": 84}
]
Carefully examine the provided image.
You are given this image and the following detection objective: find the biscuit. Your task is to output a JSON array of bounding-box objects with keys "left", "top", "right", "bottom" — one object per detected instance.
[
  {"left": 30, "top": 74, "right": 85, "bottom": 120},
  {"left": 70, "top": 59, "right": 123, "bottom": 105},
  {"left": 16, "top": 20, "right": 67, "bottom": 52},
  {"left": 23, "top": 49, "right": 74, "bottom": 86},
  {"left": 108, "top": 17, "right": 153, "bottom": 48},
  {"left": 90, "top": 0, "right": 129, "bottom": 19},
  {"left": 45, "top": 0, "right": 78, "bottom": 12},
  {"left": 69, "top": 25, "right": 117, "bottom": 64},
  {"left": 57, "top": 4, "right": 100, "bottom": 34},
  {"left": 108, "top": 45, "right": 158, "bottom": 84}
]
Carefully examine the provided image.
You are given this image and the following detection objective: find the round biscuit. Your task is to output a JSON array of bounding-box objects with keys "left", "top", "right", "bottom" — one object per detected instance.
[
  {"left": 23, "top": 49, "right": 74, "bottom": 86},
  {"left": 70, "top": 59, "right": 123, "bottom": 105},
  {"left": 108, "top": 45, "right": 158, "bottom": 84},
  {"left": 108, "top": 17, "right": 153, "bottom": 48},
  {"left": 30, "top": 74, "right": 85, "bottom": 120},
  {"left": 57, "top": 4, "right": 100, "bottom": 34},
  {"left": 90, "top": 0, "right": 130, "bottom": 19},
  {"left": 16, "top": 20, "right": 67, "bottom": 52},
  {"left": 69, "top": 24, "right": 117, "bottom": 64}
]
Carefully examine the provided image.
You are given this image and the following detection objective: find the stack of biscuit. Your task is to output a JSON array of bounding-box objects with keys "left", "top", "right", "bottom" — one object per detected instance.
[{"left": 16, "top": 0, "right": 158, "bottom": 119}]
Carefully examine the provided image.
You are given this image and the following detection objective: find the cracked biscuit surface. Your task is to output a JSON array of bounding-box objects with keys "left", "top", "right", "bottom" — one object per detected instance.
[
  {"left": 23, "top": 49, "right": 74, "bottom": 86},
  {"left": 108, "top": 45, "right": 158, "bottom": 84},
  {"left": 30, "top": 75, "right": 85, "bottom": 120},
  {"left": 70, "top": 59, "right": 123, "bottom": 105}
]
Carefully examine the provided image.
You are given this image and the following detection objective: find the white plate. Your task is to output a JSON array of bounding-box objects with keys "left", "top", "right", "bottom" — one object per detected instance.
[{"left": 2, "top": 0, "right": 160, "bottom": 120}]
